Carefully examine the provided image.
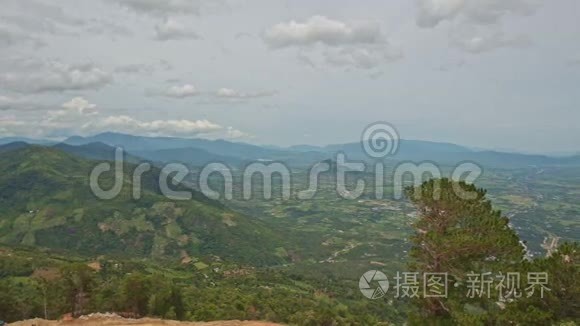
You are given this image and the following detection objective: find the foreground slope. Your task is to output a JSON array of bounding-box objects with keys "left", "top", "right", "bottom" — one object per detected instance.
[
  {"left": 0, "top": 146, "right": 284, "bottom": 265},
  {"left": 8, "top": 314, "right": 282, "bottom": 326}
]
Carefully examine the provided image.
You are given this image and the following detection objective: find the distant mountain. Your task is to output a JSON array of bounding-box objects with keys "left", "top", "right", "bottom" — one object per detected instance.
[
  {"left": 61, "top": 133, "right": 482, "bottom": 167},
  {"left": 285, "top": 140, "right": 580, "bottom": 168},
  {"left": 0, "top": 131, "right": 566, "bottom": 169},
  {"left": 0, "top": 141, "right": 31, "bottom": 153},
  {"left": 0, "top": 146, "right": 284, "bottom": 265},
  {"left": 1, "top": 141, "right": 145, "bottom": 164},
  {"left": 53, "top": 142, "right": 143, "bottom": 163},
  {"left": 286, "top": 144, "right": 326, "bottom": 152},
  {"left": 134, "top": 147, "right": 242, "bottom": 166},
  {"left": 0, "top": 137, "right": 53, "bottom": 146},
  {"left": 460, "top": 150, "right": 556, "bottom": 167},
  {"left": 65, "top": 132, "right": 287, "bottom": 160},
  {"left": 322, "top": 139, "right": 471, "bottom": 160},
  {"left": 560, "top": 154, "right": 580, "bottom": 164}
]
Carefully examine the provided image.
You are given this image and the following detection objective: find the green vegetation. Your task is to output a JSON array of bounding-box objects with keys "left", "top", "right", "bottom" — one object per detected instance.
[
  {"left": 406, "top": 179, "right": 579, "bottom": 325},
  {"left": 0, "top": 146, "right": 578, "bottom": 325},
  {"left": 0, "top": 146, "right": 284, "bottom": 266},
  {"left": 0, "top": 246, "right": 404, "bottom": 324}
]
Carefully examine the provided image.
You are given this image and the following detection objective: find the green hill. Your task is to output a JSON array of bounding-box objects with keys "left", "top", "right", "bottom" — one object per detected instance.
[{"left": 0, "top": 146, "right": 284, "bottom": 266}]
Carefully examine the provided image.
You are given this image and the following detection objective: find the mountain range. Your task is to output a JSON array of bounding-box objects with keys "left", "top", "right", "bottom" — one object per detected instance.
[
  {"left": 1, "top": 132, "right": 576, "bottom": 169},
  {"left": 0, "top": 144, "right": 284, "bottom": 265},
  {"left": 17, "top": 132, "right": 580, "bottom": 168}
]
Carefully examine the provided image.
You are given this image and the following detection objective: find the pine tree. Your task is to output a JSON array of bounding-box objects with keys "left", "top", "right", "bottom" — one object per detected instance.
[
  {"left": 406, "top": 178, "right": 524, "bottom": 323},
  {"left": 59, "top": 264, "right": 95, "bottom": 317},
  {"left": 498, "top": 242, "right": 580, "bottom": 324}
]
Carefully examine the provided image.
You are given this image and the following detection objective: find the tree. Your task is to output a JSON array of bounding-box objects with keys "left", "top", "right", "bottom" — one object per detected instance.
[
  {"left": 120, "top": 272, "right": 152, "bottom": 316},
  {"left": 0, "top": 279, "right": 42, "bottom": 322},
  {"left": 498, "top": 242, "right": 580, "bottom": 324},
  {"left": 60, "top": 264, "right": 96, "bottom": 317},
  {"left": 406, "top": 178, "right": 524, "bottom": 323},
  {"left": 147, "top": 276, "right": 186, "bottom": 320}
]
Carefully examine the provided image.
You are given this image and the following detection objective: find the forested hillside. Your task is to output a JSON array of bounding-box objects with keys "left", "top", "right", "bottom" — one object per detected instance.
[{"left": 0, "top": 146, "right": 283, "bottom": 266}]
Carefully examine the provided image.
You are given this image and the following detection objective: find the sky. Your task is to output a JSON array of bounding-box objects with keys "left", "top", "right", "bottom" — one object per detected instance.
[{"left": 0, "top": 0, "right": 579, "bottom": 153}]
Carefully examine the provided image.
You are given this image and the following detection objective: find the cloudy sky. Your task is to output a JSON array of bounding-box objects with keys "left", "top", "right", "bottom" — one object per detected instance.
[{"left": 0, "top": 0, "right": 578, "bottom": 153}]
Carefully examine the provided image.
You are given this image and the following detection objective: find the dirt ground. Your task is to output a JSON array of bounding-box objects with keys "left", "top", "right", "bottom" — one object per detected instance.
[{"left": 8, "top": 314, "right": 283, "bottom": 326}]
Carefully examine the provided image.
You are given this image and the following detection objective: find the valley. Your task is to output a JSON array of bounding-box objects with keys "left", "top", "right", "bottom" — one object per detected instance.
[{"left": 0, "top": 135, "right": 578, "bottom": 324}]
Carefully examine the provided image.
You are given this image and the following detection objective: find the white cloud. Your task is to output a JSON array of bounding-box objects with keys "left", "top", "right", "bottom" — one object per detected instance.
[
  {"left": 115, "top": 60, "right": 173, "bottom": 75},
  {"left": 0, "top": 96, "right": 225, "bottom": 138},
  {"left": 0, "top": 95, "right": 17, "bottom": 111},
  {"left": 61, "top": 97, "right": 99, "bottom": 115},
  {"left": 263, "top": 16, "right": 399, "bottom": 70},
  {"left": 0, "top": 111, "right": 226, "bottom": 139},
  {"left": 1, "top": 15, "right": 56, "bottom": 36},
  {"left": 0, "top": 96, "right": 98, "bottom": 114},
  {"left": 1, "top": 0, "right": 138, "bottom": 41},
  {"left": 463, "top": 0, "right": 539, "bottom": 24},
  {"left": 151, "top": 86, "right": 275, "bottom": 102},
  {"left": 0, "top": 25, "right": 26, "bottom": 46},
  {"left": 162, "top": 84, "right": 199, "bottom": 98},
  {"left": 0, "top": 97, "right": 100, "bottom": 138},
  {"left": 416, "top": 0, "right": 465, "bottom": 27},
  {"left": 115, "top": 63, "right": 155, "bottom": 74},
  {"left": 82, "top": 115, "right": 222, "bottom": 137},
  {"left": 416, "top": 0, "right": 539, "bottom": 54},
  {"left": 263, "top": 15, "right": 382, "bottom": 48},
  {"left": 109, "top": 0, "right": 200, "bottom": 16},
  {"left": 215, "top": 88, "right": 276, "bottom": 99},
  {"left": 44, "top": 97, "right": 99, "bottom": 126},
  {"left": 154, "top": 18, "right": 199, "bottom": 41},
  {"left": 0, "top": 94, "right": 235, "bottom": 139},
  {"left": 416, "top": 0, "right": 540, "bottom": 27},
  {"left": 323, "top": 44, "right": 403, "bottom": 69},
  {"left": 296, "top": 51, "right": 317, "bottom": 68},
  {"left": 0, "top": 24, "right": 44, "bottom": 47},
  {"left": 0, "top": 95, "right": 50, "bottom": 111},
  {"left": 0, "top": 118, "right": 38, "bottom": 138},
  {"left": 0, "top": 96, "right": 22, "bottom": 111},
  {"left": 0, "top": 60, "right": 113, "bottom": 94},
  {"left": 225, "top": 126, "right": 252, "bottom": 139},
  {"left": 0, "top": 0, "right": 84, "bottom": 45},
  {"left": 2, "top": 0, "right": 84, "bottom": 27},
  {"left": 86, "top": 20, "right": 133, "bottom": 36},
  {"left": 451, "top": 28, "right": 532, "bottom": 53}
]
